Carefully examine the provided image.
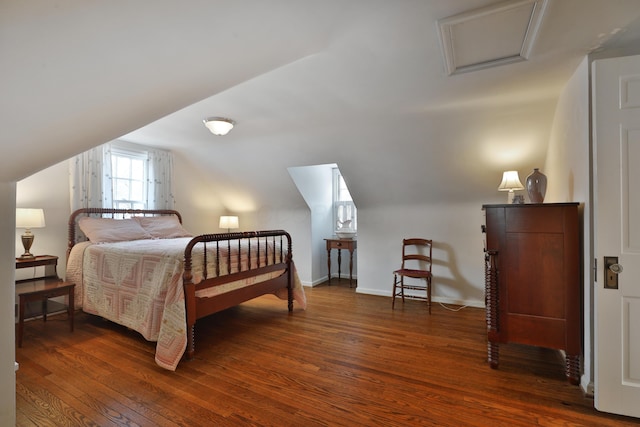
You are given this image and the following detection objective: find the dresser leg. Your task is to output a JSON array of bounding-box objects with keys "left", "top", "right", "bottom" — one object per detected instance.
[
  {"left": 566, "top": 354, "right": 580, "bottom": 385},
  {"left": 488, "top": 342, "right": 499, "bottom": 369}
]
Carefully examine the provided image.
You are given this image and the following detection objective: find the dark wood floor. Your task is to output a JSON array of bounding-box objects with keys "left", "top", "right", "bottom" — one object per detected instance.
[{"left": 15, "top": 279, "right": 640, "bottom": 426}]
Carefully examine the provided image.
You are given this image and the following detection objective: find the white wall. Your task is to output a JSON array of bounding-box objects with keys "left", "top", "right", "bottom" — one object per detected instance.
[
  {"left": 543, "top": 56, "right": 592, "bottom": 392},
  {"left": 16, "top": 161, "right": 70, "bottom": 278},
  {"left": 0, "top": 182, "right": 17, "bottom": 426},
  {"left": 288, "top": 164, "right": 333, "bottom": 284},
  {"left": 357, "top": 200, "right": 494, "bottom": 307}
]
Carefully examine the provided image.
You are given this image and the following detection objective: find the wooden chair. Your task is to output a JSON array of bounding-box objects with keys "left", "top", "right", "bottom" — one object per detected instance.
[{"left": 391, "top": 238, "right": 433, "bottom": 313}]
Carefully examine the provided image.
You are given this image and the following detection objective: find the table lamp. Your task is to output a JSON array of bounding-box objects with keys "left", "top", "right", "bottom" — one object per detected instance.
[
  {"left": 219, "top": 215, "right": 239, "bottom": 233},
  {"left": 497, "top": 171, "right": 524, "bottom": 203},
  {"left": 16, "top": 208, "right": 46, "bottom": 259}
]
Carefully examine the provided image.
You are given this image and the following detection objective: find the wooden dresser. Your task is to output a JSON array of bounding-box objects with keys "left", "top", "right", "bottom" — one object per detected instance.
[{"left": 482, "top": 203, "right": 581, "bottom": 384}]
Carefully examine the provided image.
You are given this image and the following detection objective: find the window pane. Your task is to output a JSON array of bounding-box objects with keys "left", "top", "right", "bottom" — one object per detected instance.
[
  {"left": 333, "top": 168, "right": 357, "bottom": 230},
  {"left": 131, "top": 158, "right": 145, "bottom": 180},
  {"left": 110, "top": 150, "right": 148, "bottom": 210},
  {"left": 130, "top": 181, "right": 143, "bottom": 200},
  {"left": 114, "top": 179, "right": 130, "bottom": 200},
  {"left": 338, "top": 175, "right": 352, "bottom": 201},
  {"left": 115, "top": 156, "right": 131, "bottom": 178}
]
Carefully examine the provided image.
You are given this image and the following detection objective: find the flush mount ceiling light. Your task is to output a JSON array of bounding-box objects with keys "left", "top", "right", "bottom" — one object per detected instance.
[{"left": 203, "top": 117, "right": 235, "bottom": 136}]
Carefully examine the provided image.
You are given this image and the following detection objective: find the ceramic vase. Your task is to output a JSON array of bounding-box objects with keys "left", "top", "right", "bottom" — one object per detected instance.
[{"left": 526, "top": 168, "right": 547, "bottom": 203}]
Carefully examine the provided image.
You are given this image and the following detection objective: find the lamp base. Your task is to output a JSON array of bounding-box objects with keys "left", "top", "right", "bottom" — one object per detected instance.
[{"left": 20, "top": 231, "right": 35, "bottom": 259}]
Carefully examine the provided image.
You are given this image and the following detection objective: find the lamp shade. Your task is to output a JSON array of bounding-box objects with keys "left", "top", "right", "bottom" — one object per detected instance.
[
  {"left": 497, "top": 171, "right": 524, "bottom": 191},
  {"left": 204, "top": 117, "right": 235, "bottom": 136},
  {"left": 219, "top": 215, "right": 239, "bottom": 230},
  {"left": 16, "top": 208, "right": 45, "bottom": 229}
]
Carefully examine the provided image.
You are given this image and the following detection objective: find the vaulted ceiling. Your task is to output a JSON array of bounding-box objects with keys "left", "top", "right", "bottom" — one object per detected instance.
[{"left": 3, "top": 0, "right": 640, "bottom": 210}]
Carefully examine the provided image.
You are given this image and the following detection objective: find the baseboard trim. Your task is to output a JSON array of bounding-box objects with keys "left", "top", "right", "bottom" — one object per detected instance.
[{"left": 355, "top": 287, "right": 484, "bottom": 308}]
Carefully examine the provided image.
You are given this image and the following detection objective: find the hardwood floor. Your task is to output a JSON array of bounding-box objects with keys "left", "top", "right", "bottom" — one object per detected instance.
[{"left": 16, "top": 279, "right": 640, "bottom": 426}]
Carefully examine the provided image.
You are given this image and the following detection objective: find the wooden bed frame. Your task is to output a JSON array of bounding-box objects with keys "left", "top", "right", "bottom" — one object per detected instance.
[{"left": 67, "top": 208, "right": 294, "bottom": 360}]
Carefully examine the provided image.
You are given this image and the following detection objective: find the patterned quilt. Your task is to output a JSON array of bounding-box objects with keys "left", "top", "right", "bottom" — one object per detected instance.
[{"left": 66, "top": 237, "right": 306, "bottom": 370}]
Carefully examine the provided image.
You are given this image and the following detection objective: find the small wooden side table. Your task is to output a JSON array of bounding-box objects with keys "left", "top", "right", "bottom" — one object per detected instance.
[
  {"left": 15, "top": 255, "right": 75, "bottom": 347},
  {"left": 325, "top": 238, "right": 357, "bottom": 287},
  {"left": 16, "top": 279, "right": 75, "bottom": 347},
  {"left": 16, "top": 255, "right": 59, "bottom": 281}
]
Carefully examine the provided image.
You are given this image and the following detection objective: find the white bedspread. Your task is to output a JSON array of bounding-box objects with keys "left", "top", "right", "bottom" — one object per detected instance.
[{"left": 66, "top": 237, "right": 306, "bottom": 370}]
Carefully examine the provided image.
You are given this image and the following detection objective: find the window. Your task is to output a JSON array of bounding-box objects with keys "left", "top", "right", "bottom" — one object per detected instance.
[
  {"left": 70, "top": 141, "right": 175, "bottom": 211},
  {"left": 333, "top": 168, "right": 357, "bottom": 230},
  {"left": 110, "top": 148, "right": 148, "bottom": 210}
]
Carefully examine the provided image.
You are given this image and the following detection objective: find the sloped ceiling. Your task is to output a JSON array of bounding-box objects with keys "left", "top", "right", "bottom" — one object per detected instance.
[{"left": 3, "top": 0, "right": 640, "bottom": 210}]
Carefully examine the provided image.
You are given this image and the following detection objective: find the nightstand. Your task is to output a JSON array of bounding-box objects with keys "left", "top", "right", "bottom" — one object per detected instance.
[
  {"left": 15, "top": 255, "right": 75, "bottom": 347},
  {"left": 16, "top": 255, "right": 59, "bottom": 281},
  {"left": 325, "top": 238, "right": 357, "bottom": 287}
]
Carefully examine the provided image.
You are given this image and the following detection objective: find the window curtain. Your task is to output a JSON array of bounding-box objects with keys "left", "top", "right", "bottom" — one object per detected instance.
[
  {"left": 146, "top": 147, "right": 175, "bottom": 210},
  {"left": 70, "top": 141, "right": 175, "bottom": 211},
  {"left": 69, "top": 143, "right": 113, "bottom": 211}
]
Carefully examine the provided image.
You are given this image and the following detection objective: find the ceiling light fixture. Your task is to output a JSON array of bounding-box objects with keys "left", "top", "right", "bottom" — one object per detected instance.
[{"left": 203, "top": 117, "right": 235, "bottom": 136}]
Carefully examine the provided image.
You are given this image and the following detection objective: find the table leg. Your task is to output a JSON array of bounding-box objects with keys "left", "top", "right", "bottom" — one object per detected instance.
[
  {"left": 327, "top": 248, "right": 332, "bottom": 285},
  {"left": 349, "top": 249, "right": 354, "bottom": 288},
  {"left": 18, "top": 296, "right": 25, "bottom": 348},
  {"left": 337, "top": 249, "right": 342, "bottom": 280},
  {"left": 69, "top": 287, "right": 75, "bottom": 332}
]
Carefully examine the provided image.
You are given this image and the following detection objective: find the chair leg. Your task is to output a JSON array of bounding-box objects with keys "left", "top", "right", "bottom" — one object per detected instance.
[
  {"left": 392, "top": 275, "right": 397, "bottom": 309},
  {"left": 427, "top": 277, "right": 432, "bottom": 314}
]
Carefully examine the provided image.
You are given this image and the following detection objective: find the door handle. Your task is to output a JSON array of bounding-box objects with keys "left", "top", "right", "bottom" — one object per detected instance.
[
  {"left": 609, "top": 263, "right": 623, "bottom": 274},
  {"left": 604, "top": 256, "right": 622, "bottom": 289}
]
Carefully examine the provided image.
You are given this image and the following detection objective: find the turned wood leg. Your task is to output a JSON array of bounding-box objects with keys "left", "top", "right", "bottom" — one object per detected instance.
[
  {"left": 327, "top": 248, "right": 332, "bottom": 285},
  {"left": 565, "top": 354, "right": 580, "bottom": 385},
  {"left": 69, "top": 288, "right": 75, "bottom": 332},
  {"left": 488, "top": 341, "right": 499, "bottom": 369},
  {"left": 186, "top": 325, "right": 195, "bottom": 360},
  {"left": 349, "top": 249, "right": 354, "bottom": 287}
]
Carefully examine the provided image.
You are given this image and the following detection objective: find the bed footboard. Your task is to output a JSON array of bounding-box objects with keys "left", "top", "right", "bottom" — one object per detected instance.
[{"left": 182, "top": 230, "right": 293, "bottom": 359}]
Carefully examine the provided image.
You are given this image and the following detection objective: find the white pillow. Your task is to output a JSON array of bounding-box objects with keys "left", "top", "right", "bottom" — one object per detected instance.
[
  {"left": 78, "top": 217, "right": 152, "bottom": 243},
  {"left": 134, "top": 216, "right": 192, "bottom": 239}
]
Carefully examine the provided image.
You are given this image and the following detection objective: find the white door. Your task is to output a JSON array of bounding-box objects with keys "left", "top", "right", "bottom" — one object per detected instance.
[{"left": 593, "top": 54, "right": 640, "bottom": 418}]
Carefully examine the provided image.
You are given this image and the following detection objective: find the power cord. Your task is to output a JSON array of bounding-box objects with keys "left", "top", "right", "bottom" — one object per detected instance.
[{"left": 438, "top": 302, "right": 469, "bottom": 312}]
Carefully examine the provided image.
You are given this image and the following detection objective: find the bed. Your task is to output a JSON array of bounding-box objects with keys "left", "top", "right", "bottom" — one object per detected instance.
[{"left": 65, "top": 208, "right": 306, "bottom": 370}]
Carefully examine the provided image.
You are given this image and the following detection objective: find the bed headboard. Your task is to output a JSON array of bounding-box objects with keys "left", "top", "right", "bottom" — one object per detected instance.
[{"left": 67, "top": 208, "right": 183, "bottom": 259}]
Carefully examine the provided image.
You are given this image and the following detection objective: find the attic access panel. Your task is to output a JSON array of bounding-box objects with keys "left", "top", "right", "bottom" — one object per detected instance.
[{"left": 437, "top": 0, "right": 548, "bottom": 75}]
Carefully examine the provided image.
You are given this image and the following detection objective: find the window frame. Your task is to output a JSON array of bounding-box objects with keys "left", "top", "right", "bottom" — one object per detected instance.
[
  {"left": 333, "top": 168, "right": 357, "bottom": 230},
  {"left": 109, "top": 146, "right": 149, "bottom": 210}
]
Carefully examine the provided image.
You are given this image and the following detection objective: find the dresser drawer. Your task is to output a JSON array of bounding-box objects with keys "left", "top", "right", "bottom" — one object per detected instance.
[{"left": 327, "top": 239, "right": 356, "bottom": 250}]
